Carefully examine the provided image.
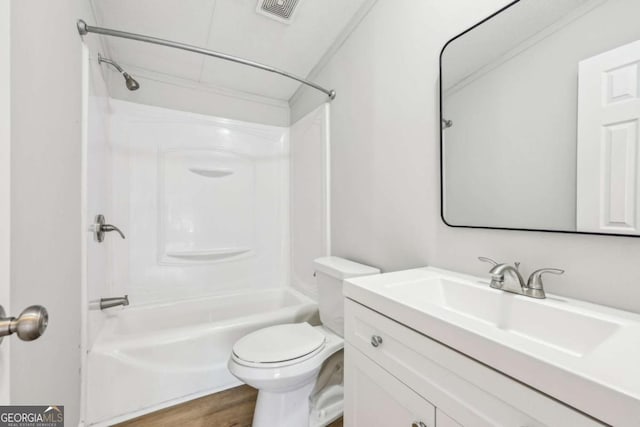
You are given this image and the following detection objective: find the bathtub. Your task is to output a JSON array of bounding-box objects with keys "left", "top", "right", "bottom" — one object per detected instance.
[{"left": 84, "top": 287, "right": 318, "bottom": 426}]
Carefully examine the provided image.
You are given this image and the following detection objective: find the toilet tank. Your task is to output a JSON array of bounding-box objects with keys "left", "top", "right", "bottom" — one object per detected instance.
[{"left": 313, "top": 257, "right": 380, "bottom": 337}]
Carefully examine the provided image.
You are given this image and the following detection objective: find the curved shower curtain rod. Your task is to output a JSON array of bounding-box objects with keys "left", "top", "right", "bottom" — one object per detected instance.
[{"left": 76, "top": 19, "right": 336, "bottom": 100}]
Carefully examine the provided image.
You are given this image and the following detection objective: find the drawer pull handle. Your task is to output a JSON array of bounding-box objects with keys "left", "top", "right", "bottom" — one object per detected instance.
[
  {"left": 371, "top": 335, "right": 383, "bottom": 347},
  {"left": 412, "top": 422, "right": 427, "bottom": 427}
]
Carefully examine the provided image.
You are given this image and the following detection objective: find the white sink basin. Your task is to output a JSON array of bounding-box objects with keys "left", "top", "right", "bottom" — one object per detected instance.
[
  {"left": 388, "top": 276, "right": 619, "bottom": 357},
  {"left": 344, "top": 267, "right": 640, "bottom": 425}
]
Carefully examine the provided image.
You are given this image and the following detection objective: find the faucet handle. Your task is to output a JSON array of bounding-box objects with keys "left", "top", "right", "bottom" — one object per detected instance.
[
  {"left": 478, "top": 257, "right": 499, "bottom": 267},
  {"left": 527, "top": 268, "right": 564, "bottom": 290}
]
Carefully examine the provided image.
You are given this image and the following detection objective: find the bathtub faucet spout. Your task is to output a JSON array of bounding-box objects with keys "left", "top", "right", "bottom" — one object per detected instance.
[{"left": 100, "top": 295, "right": 129, "bottom": 310}]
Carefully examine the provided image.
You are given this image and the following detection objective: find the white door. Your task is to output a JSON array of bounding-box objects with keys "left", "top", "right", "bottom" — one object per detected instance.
[
  {"left": 0, "top": 0, "right": 10, "bottom": 403},
  {"left": 577, "top": 39, "right": 640, "bottom": 234}
]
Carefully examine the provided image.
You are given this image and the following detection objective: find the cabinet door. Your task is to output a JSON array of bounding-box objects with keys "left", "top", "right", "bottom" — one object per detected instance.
[{"left": 344, "top": 343, "right": 435, "bottom": 427}]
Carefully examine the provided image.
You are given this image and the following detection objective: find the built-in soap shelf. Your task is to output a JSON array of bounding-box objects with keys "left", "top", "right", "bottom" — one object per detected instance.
[
  {"left": 165, "top": 247, "right": 252, "bottom": 261},
  {"left": 159, "top": 148, "right": 254, "bottom": 265},
  {"left": 188, "top": 168, "right": 234, "bottom": 178}
]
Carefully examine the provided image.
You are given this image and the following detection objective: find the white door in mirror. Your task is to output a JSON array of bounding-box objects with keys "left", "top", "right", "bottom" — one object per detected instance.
[{"left": 577, "top": 39, "right": 640, "bottom": 234}]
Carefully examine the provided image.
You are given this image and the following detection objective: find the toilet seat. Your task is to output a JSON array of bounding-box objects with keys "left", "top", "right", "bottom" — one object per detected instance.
[{"left": 232, "top": 323, "right": 326, "bottom": 367}]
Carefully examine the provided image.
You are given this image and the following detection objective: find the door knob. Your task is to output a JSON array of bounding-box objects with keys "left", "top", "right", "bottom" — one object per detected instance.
[
  {"left": 91, "top": 214, "right": 126, "bottom": 242},
  {"left": 0, "top": 305, "right": 48, "bottom": 343}
]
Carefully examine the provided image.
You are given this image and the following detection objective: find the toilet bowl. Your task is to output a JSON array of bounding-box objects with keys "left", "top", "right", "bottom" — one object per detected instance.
[
  {"left": 229, "top": 323, "right": 343, "bottom": 427},
  {"left": 228, "top": 257, "right": 380, "bottom": 427}
]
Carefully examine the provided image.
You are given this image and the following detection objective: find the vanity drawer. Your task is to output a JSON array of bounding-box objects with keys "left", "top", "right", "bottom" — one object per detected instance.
[{"left": 344, "top": 298, "right": 603, "bottom": 427}]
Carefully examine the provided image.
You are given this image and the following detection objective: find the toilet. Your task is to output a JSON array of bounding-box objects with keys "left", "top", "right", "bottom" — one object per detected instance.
[{"left": 228, "top": 256, "right": 380, "bottom": 427}]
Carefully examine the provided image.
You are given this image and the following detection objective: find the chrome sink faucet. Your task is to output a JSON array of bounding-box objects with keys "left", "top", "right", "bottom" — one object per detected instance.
[{"left": 478, "top": 257, "right": 564, "bottom": 299}]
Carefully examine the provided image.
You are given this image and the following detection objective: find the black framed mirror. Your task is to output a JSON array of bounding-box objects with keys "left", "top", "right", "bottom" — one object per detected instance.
[{"left": 440, "top": 0, "right": 640, "bottom": 237}]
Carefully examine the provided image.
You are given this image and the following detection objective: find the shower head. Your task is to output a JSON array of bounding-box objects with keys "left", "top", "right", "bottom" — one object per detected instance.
[
  {"left": 97, "top": 53, "right": 140, "bottom": 91},
  {"left": 122, "top": 72, "right": 140, "bottom": 91}
]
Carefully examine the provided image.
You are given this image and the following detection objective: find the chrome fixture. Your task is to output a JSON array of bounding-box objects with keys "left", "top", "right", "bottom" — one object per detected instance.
[
  {"left": 487, "top": 261, "right": 526, "bottom": 291},
  {"left": 441, "top": 118, "right": 453, "bottom": 129},
  {"left": 370, "top": 335, "right": 383, "bottom": 348},
  {"left": 91, "top": 214, "right": 126, "bottom": 242},
  {"left": 412, "top": 423, "right": 428, "bottom": 427},
  {"left": 100, "top": 295, "right": 130, "bottom": 310},
  {"left": 479, "top": 257, "right": 564, "bottom": 299},
  {"left": 97, "top": 53, "right": 140, "bottom": 91},
  {"left": 0, "top": 305, "right": 48, "bottom": 343},
  {"left": 77, "top": 20, "right": 336, "bottom": 100},
  {"left": 527, "top": 268, "right": 565, "bottom": 299}
]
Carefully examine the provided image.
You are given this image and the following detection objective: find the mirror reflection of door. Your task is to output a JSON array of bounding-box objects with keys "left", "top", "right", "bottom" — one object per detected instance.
[{"left": 577, "top": 39, "right": 640, "bottom": 235}]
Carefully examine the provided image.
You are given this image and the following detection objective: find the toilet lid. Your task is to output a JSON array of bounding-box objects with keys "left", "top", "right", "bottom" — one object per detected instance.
[{"left": 233, "top": 323, "right": 326, "bottom": 363}]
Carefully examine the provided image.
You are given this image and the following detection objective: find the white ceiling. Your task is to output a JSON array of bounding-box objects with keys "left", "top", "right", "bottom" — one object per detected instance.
[{"left": 90, "top": 0, "right": 370, "bottom": 101}]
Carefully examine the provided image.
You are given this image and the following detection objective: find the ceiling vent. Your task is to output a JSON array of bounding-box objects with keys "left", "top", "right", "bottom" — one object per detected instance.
[{"left": 256, "top": 0, "right": 301, "bottom": 24}]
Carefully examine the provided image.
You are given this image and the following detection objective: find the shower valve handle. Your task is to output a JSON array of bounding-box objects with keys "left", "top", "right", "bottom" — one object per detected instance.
[{"left": 92, "top": 214, "right": 126, "bottom": 242}]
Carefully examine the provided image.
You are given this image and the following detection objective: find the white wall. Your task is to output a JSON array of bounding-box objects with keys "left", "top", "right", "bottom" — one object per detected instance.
[
  {"left": 290, "top": 0, "right": 640, "bottom": 314},
  {"left": 0, "top": 0, "right": 11, "bottom": 404},
  {"left": 106, "top": 70, "right": 290, "bottom": 127},
  {"left": 443, "top": 0, "right": 640, "bottom": 231},
  {"left": 10, "top": 1, "right": 95, "bottom": 424}
]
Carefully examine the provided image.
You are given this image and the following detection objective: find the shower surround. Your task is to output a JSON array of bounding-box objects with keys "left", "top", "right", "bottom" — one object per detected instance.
[{"left": 82, "top": 55, "right": 330, "bottom": 425}]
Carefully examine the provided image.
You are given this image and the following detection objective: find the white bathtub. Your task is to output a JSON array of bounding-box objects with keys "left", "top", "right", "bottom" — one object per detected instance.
[{"left": 84, "top": 288, "right": 318, "bottom": 426}]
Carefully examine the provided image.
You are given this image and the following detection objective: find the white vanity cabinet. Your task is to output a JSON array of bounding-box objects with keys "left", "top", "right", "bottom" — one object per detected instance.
[
  {"left": 344, "top": 299, "right": 604, "bottom": 427},
  {"left": 345, "top": 346, "right": 435, "bottom": 427}
]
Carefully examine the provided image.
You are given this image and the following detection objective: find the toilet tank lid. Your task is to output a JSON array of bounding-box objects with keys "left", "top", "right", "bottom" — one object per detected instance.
[{"left": 313, "top": 256, "right": 380, "bottom": 279}]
